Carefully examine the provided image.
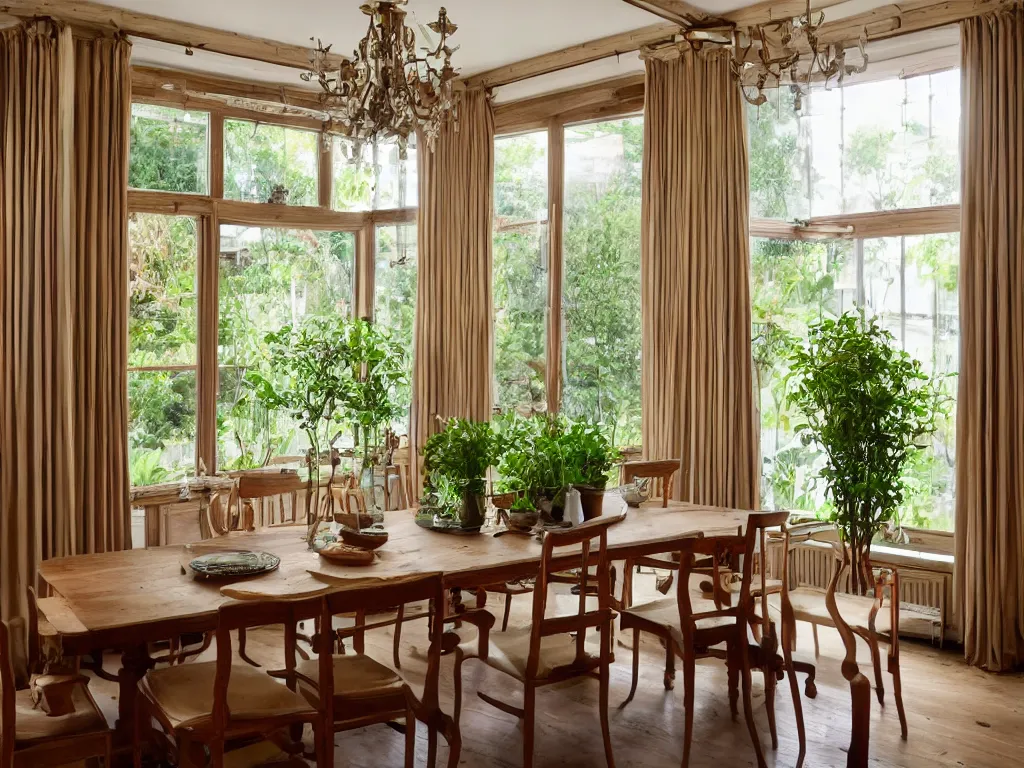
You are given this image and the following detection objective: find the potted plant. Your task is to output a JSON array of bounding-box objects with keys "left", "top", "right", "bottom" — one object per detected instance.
[
  {"left": 244, "top": 317, "right": 351, "bottom": 548},
  {"left": 788, "top": 312, "right": 946, "bottom": 593},
  {"left": 421, "top": 418, "right": 496, "bottom": 529},
  {"left": 561, "top": 419, "right": 618, "bottom": 520},
  {"left": 338, "top": 318, "right": 408, "bottom": 515},
  {"left": 493, "top": 413, "right": 570, "bottom": 520}
]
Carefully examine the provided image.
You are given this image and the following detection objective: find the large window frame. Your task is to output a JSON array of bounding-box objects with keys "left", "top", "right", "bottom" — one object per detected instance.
[
  {"left": 492, "top": 82, "right": 645, "bottom": 449},
  {"left": 128, "top": 93, "right": 416, "bottom": 476}
]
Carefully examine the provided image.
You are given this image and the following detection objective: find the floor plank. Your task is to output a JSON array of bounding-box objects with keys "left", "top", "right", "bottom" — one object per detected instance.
[{"left": 86, "top": 571, "right": 1024, "bottom": 767}]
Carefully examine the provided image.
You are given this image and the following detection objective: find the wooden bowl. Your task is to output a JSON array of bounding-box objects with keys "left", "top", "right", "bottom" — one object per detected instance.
[
  {"left": 334, "top": 511, "right": 375, "bottom": 529},
  {"left": 318, "top": 543, "right": 375, "bottom": 566},
  {"left": 339, "top": 526, "right": 389, "bottom": 550},
  {"left": 508, "top": 510, "right": 539, "bottom": 531}
]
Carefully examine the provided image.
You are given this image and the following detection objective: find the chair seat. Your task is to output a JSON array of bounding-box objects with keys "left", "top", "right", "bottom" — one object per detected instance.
[
  {"left": 141, "top": 661, "right": 315, "bottom": 730},
  {"left": 14, "top": 684, "right": 107, "bottom": 747},
  {"left": 459, "top": 626, "right": 601, "bottom": 681},
  {"left": 767, "top": 588, "right": 892, "bottom": 635},
  {"left": 294, "top": 653, "right": 403, "bottom": 705},
  {"left": 620, "top": 596, "right": 736, "bottom": 646},
  {"left": 719, "top": 574, "right": 783, "bottom": 596}
]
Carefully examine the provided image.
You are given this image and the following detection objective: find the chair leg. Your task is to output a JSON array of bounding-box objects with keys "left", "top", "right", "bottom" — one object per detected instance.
[
  {"left": 764, "top": 661, "right": 778, "bottom": 751},
  {"left": 502, "top": 592, "right": 513, "bottom": 632},
  {"left": 621, "top": 628, "right": 640, "bottom": 707},
  {"left": 104, "top": 733, "right": 112, "bottom": 768},
  {"left": 405, "top": 701, "right": 417, "bottom": 768},
  {"left": 812, "top": 624, "right": 820, "bottom": 657},
  {"left": 238, "top": 627, "right": 261, "bottom": 667},
  {"left": 783, "top": 642, "right": 807, "bottom": 768},
  {"left": 889, "top": 649, "right": 908, "bottom": 740},
  {"left": 680, "top": 652, "right": 695, "bottom": 768},
  {"left": 865, "top": 633, "right": 885, "bottom": 706},
  {"left": 133, "top": 696, "right": 146, "bottom": 768},
  {"left": 427, "top": 726, "right": 438, "bottom": 768},
  {"left": 394, "top": 604, "right": 404, "bottom": 669},
  {"left": 522, "top": 683, "right": 536, "bottom": 768},
  {"left": 664, "top": 638, "right": 676, "bottom": 691},
  {"left": 453, "top": 650, "right": 465, "bottom": 726},
  {"left": 209, "top": 739, "right": 224, "bottom": 768},
  {"left": 726, "top": 639, "right": 740, "bottom": 720},
  {"left": 599, "top": 629, "right": 616, "bottom": 768},
  {"left": 740, "top": 640, "right": 768, "bottom": 768}
]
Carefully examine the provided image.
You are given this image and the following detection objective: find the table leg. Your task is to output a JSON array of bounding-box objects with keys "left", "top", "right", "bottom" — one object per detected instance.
[{"left": 117, "top": 645, "right": 155, "bottom": 738}]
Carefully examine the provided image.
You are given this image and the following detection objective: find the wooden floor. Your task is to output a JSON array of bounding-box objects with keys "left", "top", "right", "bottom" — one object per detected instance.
[{"left": 87, "top": 571, "right": 1024, "bottom": 767}]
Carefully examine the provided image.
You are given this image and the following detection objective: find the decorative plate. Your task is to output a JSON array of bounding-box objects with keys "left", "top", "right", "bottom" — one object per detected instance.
[
  {"left": 415, "top": 515, "right": 482, "bottom": 535},
  {"left": 189, "top": 550, "right": 280, "bottom": 579}
]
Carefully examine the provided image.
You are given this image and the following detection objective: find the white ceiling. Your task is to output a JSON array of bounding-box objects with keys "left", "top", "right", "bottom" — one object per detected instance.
[{"left": 115, "top": 0, "right": 755, "bottom": 79}]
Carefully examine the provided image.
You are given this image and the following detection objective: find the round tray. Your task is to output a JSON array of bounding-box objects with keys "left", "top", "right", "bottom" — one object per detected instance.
[
  {"left": 189, "top": 550, "right": 280, "bottom": 579},
  {"left": 415, "top": 516, "right": 482, "bottom": 535}
]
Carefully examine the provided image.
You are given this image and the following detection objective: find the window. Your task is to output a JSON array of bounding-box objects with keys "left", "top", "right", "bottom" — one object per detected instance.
[
  {"left": 129, "top": 104, "right": 209, "bottom": 194},
  {"left": 748, "top": 69, "right": 961, "bottom": 530},
  {"left": 493, "top": 131, "right": 548, "bottom": 413},
  {"left": 562, "top": 117, "right": 643, "bottom": 446},
  {"left": 332, "top": 136, "right": 418, "bottom": 212},
  {"left": 224, "top": 119, "right": 319, "bottom": 206},
  {"left": 217, "top": 226, "right": 355, "bottom": 468},
  {"left": 374, "top": 223, "right": 417, "bottom": 432},
  {"left": 128, "top": 213, "right": 199, "bottom": 485},
  {"left": 748, "top": 70, "right": 960, "bottom": 217}
]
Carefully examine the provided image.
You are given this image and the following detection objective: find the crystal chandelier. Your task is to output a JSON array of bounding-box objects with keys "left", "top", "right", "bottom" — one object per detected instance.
[
  {"left": 729, "top": 0, "right": 868, "bottom": 111},
  {"left": 301, "top": 0, "right": 460, "bottom": 153}
]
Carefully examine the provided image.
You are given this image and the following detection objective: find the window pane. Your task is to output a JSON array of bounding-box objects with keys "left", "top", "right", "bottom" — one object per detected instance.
[
  {"left": 493, "top": 131, "right": 548, "bottom": 414},
  {"left": 374, "top": 224, "right": 417, "bottom": 433},
  {"left": 224, "top": 120, "right": 319, "bottom": 206},
  {"left": 332, "top": 136, "right": 418, "bottom": 211},
  {"left": 748, "top": 70, "right": 961, "bottom": 217},
  {"left": 129, "top": 104, "right": 209, "bottom": 194},
  {"left": 129, "top": 214, "right": 198, "bottom": 367},
  {"left": 129, "top": 369, "right": 196, "bottom": 486},
  {"left": 562, "top": 117, "right": 643, "bottom": 447},
  {"left": 217, "top": 226, "right": 355, "bottom": 468}
]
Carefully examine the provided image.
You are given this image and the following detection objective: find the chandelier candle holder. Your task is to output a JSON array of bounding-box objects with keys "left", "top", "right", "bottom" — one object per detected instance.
[
  {"left": 729, "top": 0, "right": 868, "bottom": 110},
  {"left": 301, "top": 0, "right": 460, "bottom": 154}
]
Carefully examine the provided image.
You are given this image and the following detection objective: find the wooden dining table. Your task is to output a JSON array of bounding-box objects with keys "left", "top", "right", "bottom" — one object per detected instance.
[{"left": 37, "top": 499, "right": 752, "bottom": 745}]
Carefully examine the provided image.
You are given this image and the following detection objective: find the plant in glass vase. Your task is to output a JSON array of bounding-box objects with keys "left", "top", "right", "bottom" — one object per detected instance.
[
  {"left": 338, "top": 318, "right": 408, "bottom": 515},
  {"left": 421, "top": 418, "right": 496, "bottom": 529},
  {"left": 244, "top": 317, "right": 353, "bottom": 548},
  {"left": 788, "top": 311, "right": 947, "bottom": 593}
]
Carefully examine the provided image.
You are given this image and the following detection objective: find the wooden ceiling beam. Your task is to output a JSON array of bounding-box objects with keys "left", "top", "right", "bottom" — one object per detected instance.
[
  {"left": 131, "top": 65, "right": 325, "bottom": 111},
  {"left": 723, "top": 0, "right": 855, "bottom": 27},
  {"left": 461, "top": 22, "right": 678, "bottom": 90},
  {"left": 620, "top": 0, "right": 718, "bottom": 25},
  {"left": 0, "top": 0, "right": 345, "bottom": 70},
  {"left": 493, "top": 73, "right": 645, "bottom": 134}
]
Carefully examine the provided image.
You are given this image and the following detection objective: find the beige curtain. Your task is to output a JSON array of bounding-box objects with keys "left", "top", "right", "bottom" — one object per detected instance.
[
  {"left": 955, "top": 8, "right": 1024, "bottom": 672},
  {"left": 640, "top": 49, "right": 759, "bottom": 510},
  {"left": 0, "top": 22, "right": 131, "bottom": 622},
  {"left": 410, "top": 89, "right": 495, "bottom": 494}
]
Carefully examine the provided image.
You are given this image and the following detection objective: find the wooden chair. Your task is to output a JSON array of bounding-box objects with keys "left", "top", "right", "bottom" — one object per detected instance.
[
  {"left": 453, "top": 515, "right": 619, "bottom": 768},
  {"left": 1, "top": 617, "right": 112, "bottom": 767},
  {"left": 767, "top": 522, "right": 907, "bottom": 743},
  {"left": 619, "top": 511, "right": 805, "bottom": 768},
  {"left": 132, "top": 596, "right": 323, "bottom": 768},
  {"left": 620, "top": 459, "right": 680, "bottom": 507},
  {"left": 287, "top": 574, "right": 459, "bottom": 768},
  {"left": 230, "top": 469, "right": 306, "bottom": 530}
]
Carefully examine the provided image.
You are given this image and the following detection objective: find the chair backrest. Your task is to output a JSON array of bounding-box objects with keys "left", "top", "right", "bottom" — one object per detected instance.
[
  {"left": 212, "top": 593, "right": 323, "bottom": 732},
  {"left": 318, "top": 573, "right": 446, "bottom": 713},
  {"left": 779, "top": 519, "right": 840, "bottom": 589},
  {"left": 677, "top": 511, "right": 790, "bottom": 638},
  {"left": 233, "top": 470, "right": 306, "bottom": 528},
  {"left": 528, "top": 514, "right": 620, "bottom": 678},
  {"left": 621, "top": 460, "right": 680, "bottom": 507}
]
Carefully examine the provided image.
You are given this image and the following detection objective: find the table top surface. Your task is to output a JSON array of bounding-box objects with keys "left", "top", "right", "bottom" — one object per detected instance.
[{"left": 38, "top": 500, "right": 752, "bottom": 647}]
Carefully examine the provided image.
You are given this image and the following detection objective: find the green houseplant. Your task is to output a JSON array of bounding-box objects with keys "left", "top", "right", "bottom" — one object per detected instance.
[
  {"left": 244, "top": 317, "right": 352, "bottom": 547},
  {"left": 422, "top": 418, "right": 496, "bottom": 528},
  {"left": 561, "top": 420, "right": 618, "bottom": 519},
  {"left": 493, "top": 413, "right": 570, "bottom": 518},
  {"left": 788, "top": 312, "right": 945, "bottom": 593}
]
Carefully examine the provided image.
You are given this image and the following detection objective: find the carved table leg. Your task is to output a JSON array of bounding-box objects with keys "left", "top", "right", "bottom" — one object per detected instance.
[{"left": 117, "top": 645, "right": 155, "bottom": 739}]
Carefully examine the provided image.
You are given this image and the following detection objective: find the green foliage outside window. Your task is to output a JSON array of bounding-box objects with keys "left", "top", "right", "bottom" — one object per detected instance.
[
  {"left": 129, "top": 104, "right": 208, "bottom": 195},
  {"left": 224, "top": 119, "right": 318, "bottom": 206}
]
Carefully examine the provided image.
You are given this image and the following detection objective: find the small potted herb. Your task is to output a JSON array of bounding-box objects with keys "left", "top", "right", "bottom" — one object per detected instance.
[
  {"left": 421, "top": 418, "right": 496, "bottom": 529},
  {"left": 562, "top": 420, "right": 618, "bottom": 520}
]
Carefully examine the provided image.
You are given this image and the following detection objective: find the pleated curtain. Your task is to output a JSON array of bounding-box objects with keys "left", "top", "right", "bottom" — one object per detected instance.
[
  {"left": 640, "top": 49, "right": 759, "bottom": 510},
  {"left": 955, "top": 7, "right": 1024, "bottom": 672},
  {"left": 410, "top": 89, "right": 495, "bottom": 494},
  {"left": 0, "top": 21, "right": 132, "bottom": 622}
]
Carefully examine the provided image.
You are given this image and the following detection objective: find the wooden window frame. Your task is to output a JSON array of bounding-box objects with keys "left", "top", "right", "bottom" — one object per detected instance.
[{"left": 128, "top": 99, "right": 416, "bottom": 474}]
